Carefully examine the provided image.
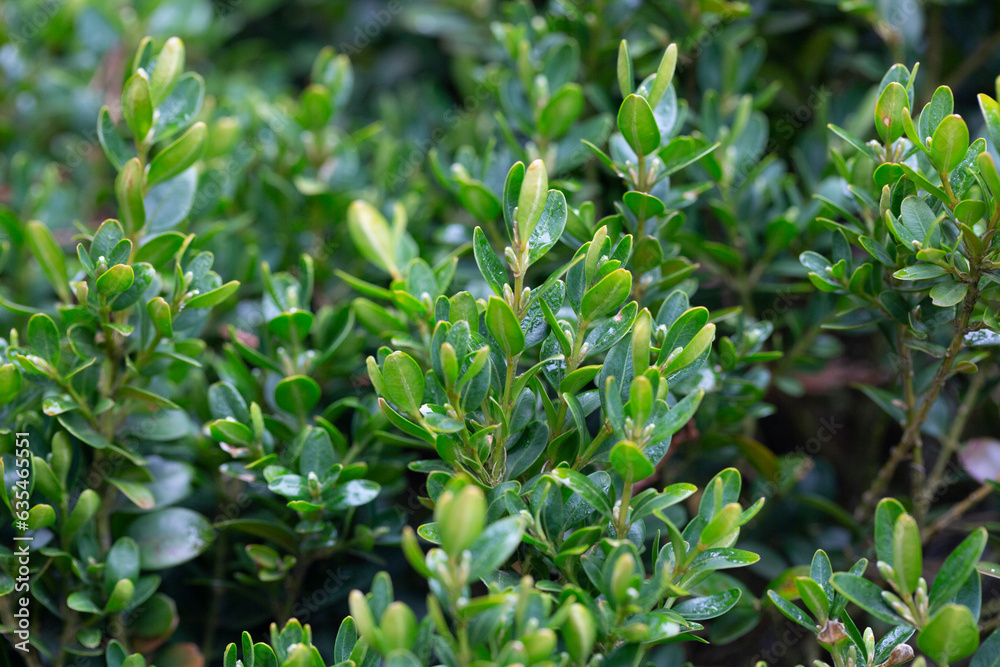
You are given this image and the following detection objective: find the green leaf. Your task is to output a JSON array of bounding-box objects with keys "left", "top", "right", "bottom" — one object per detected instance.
[
  {"left": 919, "top": 86, "right": 954, "bottom": 143},
  {"left": 326, "top": 479, "right": 380, "bottom": 511},
  {"left": 209, "top": 418, "right": 252, "bottom": 444},
  {"left": 897, "top": 195, "right": 942, "bottom": 248},
  {"left": 473, "top": 227, "right": 507, "bottom": 296},
  {"left": 892, "top": 513, "right": 921, "bottom": 596},
  {"left": 27, "top": 313, "right": 60, "bottom": 366},
  {"left": 486, "top": 297, "right": 525, "bottom": 357},
  {"left": 123, "top": 73, "right": 153, "bottom": 141},
  {"left": 648, "top": 44, "right": 677, "bottom": 108},
  {"left": 828, "top": 123, "right": 877, "bottom": 158},
  {"left": 144, "top": 168, "right": 197, "bottom": 231},
  {"left": 893, "top": 265, "right": 947, "bottom": 280},
  {"left": 929, "top": 528, "right": 987, "bottom": 611},
  {"left": 105, "top": 537, "right": 141, "bottom": 592},
  {"left": 688, "top": 548, "right": 760, "bottom": 573},
  {"left": 27, "top": 504, "right": 55, "bottom": 530},
  {"left": 154, "top": 72, "right": 205, "bottom": 141},
  {"left": 274, "top": 375, "right": 321, "bottom": 416},
  {"left": 109, "top": 478, "right": 156, "bottom": 510},
  {"left": 334, "top": 617, "right": 358, "bottom": 664},
  {"left": 930, "top": 280, "right": 969, "bottom": 307},
  {"left": 875, "top": 498, "right": 906, "bottom": 566},
  {"left": 581, "top": 269, "right": 631, "bottom": 321},
  {"left": 875, "top": 82, "right": 908, "bottom": 144},
  {"left": 349, "top": 200, "right": 399, "bottom": 277},
  {"left": 549, "top": 468, "right": 613, "bottom": 518},
  {"left": 502, "top": 161, "right": 525, "bottom": 239},
  {"left": 146, "top": 122, "right": 206, "bottom": 188},
  {"left": 516, "top": 159, "right": 548, "bottom": 241},
  {"left": 560, "top": 365, "right": 601, "bottom": 395},
  {"left": 830, "top": 573, "right": 907, "bottom": 626},
  {"left": 456, "top": 180, "right": 500, "bottom": 222},
  {"left": 96, "top": 264, "right": 135, "bottom": 296},
  {"left": 931, "top": 114, "right": 970, "bottom": 173},
  {"left": 149, "top": 37, "right": 185, "bottom": 107},
  {"left": 381, "top": 352, "right": 425, "bottom": 415},
  {"left": 918, "top": 604, "right": 980, "bottom": 664},
  {"left": 674, "top": 588, "right": 740, "bottom": 621},
  {"left": 616, "top": 40, "right": 633, "bottom": 98},
  {"left": 26, "top": 221, "right": 69, "bottom": 302},
  {"left": 187, "top": 280, "right": 239, "bottom": 308},
  {"left": 467, "top": 516, "right": 526, "bottom": 579},
  {"left": 796, "top": 577, "right": 830, "bottom": 622},
  {"left": 618, "top": 94, "right": 660, "bottom": 156},
  {"left": 766, "top": 590, "right": 815, "bottom": 631},
  {"left": 125, "top": 507, "right": 214, "bottom": 570},
  {"left": 64, "top": 489, "right": 100, "bottom": 541},
  {"left": 98, "top": 106, "right": 134, "bottom": 169},
  {"left": 971, "top": 626, "right": 1000, "bottom": 667},
  {"left": 68, "top": 592, "right": 102, "bottom": 614},
  {"left": 664, "top": 323, "right": 715, "bottom": 379},
  {"left": 105, "top": 579, "right": 136, "bottom": 613},
  {"left": 539, "top": 83, "right": 584, "bottom": 139},
  {"left": 527, "top": 190, "right": 568, "bottom": 266},
  {"left": 116, "top": 158, "right": 146, "bottom": 234},
  {"left": 0, "top": 364, "right": 22, "bottom": 405},
  {"left": 132, "top": 593, "right": 178, "bottom": 639},
  {"left": 146, "top": 297, "right": 173, "bottom": 337},
  {"left": 610, "top": 441, "right": 654, "bottom": 481}
]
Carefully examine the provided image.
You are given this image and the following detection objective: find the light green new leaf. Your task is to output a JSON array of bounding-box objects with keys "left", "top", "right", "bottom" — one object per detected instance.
[
  {"left": 381, "top": 352, "right": 425, "bottom": 415},
  {"left": 931, "top": 114, "right": 970, "bottom": 173},
  {"left": 618, "top": 94, "right": 660, "bottom": 156},
  {"left": 486, "top": 297, "right": 525, "bottom": 357}
]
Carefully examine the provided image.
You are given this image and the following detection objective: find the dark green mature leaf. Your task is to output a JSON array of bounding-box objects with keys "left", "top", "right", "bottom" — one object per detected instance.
[
  {"left": 830, "top": 573, "right": 908, "bottom": 626},
  {"left": 126, "top": 508, "right": 214, "bottom": 570},
  {"left": 688, "top": 548, "right": 760, "bottom": 573},
  {"left": 929, "top": 528, "right": 987, "bottom": 611},
  {"left": 274, "top": 375, "right": 322, "bottom": 416},
  {"left": 971, "top": 626, "right": 1000, "bottom": 667},
  {"left": 930, "top": 280, "right": 969, "bottom": 307},
  {"left": 675, "top": 589, "right": 741, "bottom": 621},
  {"left": 919, "top": 86, "right": 954, "bottom": 142},
  {"left": 467, "top": 516, "right": 525, "bottom": 579},
  {"left": 527, "top": 190, "right": 568, "bottom": 266},
  {"left": 473, "top": 227, "right": 507, "bottom": 296},
  {"left": 27, "top": 313, "right": 60, "bottom": 367},
  {"left": 155, "top": 73, "right": 205, "bottom": 140},
  {"left": 145, "top": 168, "right": 197, "bottom": 232},
  {"left": 549, "top": 468, "right": 613, "bottom": 518},
  {"left": 766, "top": 590, "right": 815, "bottom": 631},
  {"left": 98, "top": 106, "right": 134, "bottom": 169}
]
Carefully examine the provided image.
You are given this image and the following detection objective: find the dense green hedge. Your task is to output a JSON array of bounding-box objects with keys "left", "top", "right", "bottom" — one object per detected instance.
[{"left": 2, "top": 2, "right": 1000, "bottom": 666}]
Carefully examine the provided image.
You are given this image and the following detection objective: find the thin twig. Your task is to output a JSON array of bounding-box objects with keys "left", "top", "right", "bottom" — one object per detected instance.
[{"left": 923, "top": 482, "right": 994, "bottom": 543}]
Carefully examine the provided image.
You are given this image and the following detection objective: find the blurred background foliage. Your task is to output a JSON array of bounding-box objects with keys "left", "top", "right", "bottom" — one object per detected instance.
[{"left": 3, "top": 0, "right": 1000, "bottom": 665}]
